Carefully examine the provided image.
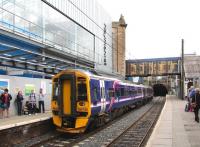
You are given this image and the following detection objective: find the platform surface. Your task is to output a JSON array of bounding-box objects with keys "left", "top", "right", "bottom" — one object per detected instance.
[
  {"left": 0, "top": 112, "right": 52, "bottom": 130},
  {"left": 146, "top": 95, "right": 200, "bottom": 147}
]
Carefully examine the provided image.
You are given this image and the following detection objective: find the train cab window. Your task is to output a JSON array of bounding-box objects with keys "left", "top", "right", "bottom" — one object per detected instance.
[
  {"left": 77, "top": 77, "right": 87, "bottom": 101},
  {"left": 78, "top": 83, "right": 87, "bottom": 101},
  {"left": 53, "top": 79, "right": 59, "bottom": 100}
]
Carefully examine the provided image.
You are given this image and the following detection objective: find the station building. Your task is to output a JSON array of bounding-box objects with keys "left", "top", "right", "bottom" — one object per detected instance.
[{"left": 0, "top": 0, "right": 118, "bottom": 115}]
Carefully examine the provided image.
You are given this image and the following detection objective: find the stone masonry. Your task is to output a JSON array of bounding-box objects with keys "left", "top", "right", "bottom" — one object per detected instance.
[{"left": 112, "top": 15, "right": 127, "bottom": 76}]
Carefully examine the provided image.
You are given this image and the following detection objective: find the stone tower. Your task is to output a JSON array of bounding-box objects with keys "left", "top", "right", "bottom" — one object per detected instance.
[{"left": 112, "top": 14, "right": 127, "bottom": 76}]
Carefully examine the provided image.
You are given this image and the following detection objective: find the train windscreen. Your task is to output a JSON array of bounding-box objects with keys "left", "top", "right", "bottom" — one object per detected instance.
[{"left": 77, "top": 77, "right": 87, "bottom": 101}]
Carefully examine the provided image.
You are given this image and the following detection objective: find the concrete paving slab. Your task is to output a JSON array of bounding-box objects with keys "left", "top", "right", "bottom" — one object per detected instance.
[{"left": 146, "top": 95, "right": 200, "bottom": 147}]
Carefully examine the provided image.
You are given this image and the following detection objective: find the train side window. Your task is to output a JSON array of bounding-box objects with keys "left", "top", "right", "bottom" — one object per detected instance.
[
  {"left": 120, "top": 88, "right": 125, "bottom": 96},
  {"left": 138, "top": 89, "right": 142, "bottom": 94},
  {"left": 77, "top": 83, "right": 87, "bottom": 101},
  {"left": 129, "top": 90, "right": 132, "bottom": 96},
  {"left": 116, "top": 89, "right": 120, "bottom": 97},
  {"left": 93, "top": 87, "right": 98, "bottom": 100},
  {"left": 134, "top": 90, "right": 137, "bottom": 96},
  {"left": 108, "top": 88, "right": 114, "bottom": 98},
  {"left": 132, "top": 90, "right": 134, "bottom": 96}
]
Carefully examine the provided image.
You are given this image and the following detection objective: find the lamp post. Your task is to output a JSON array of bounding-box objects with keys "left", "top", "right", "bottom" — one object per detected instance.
[{"left": 181, "top": 39, "right": 185, "bottom": 99}]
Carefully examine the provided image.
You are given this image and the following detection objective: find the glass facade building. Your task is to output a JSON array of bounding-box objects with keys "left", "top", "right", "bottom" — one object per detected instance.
[{"left": 0, "top": 0, "right": 112, "bottom": 72}]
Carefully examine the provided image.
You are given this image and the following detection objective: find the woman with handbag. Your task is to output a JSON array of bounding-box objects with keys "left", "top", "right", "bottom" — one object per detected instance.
[{"left": 191, "top": 88, "right": 200, "bottom": 123}]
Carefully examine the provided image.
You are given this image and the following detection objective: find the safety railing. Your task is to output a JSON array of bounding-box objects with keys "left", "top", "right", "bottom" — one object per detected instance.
[{"left": 0, "top": 7, "right": 106, "bottom": 65}]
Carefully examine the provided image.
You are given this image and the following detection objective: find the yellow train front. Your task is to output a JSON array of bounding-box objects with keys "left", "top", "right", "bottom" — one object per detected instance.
[
  {"left": 51, "top": 69, "right": 153, "bottom": 133},
  {"left": 51, "top": 69, "right": 91, "bottom": 133}
]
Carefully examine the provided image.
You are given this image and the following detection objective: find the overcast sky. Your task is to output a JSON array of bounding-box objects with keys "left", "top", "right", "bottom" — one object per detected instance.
[{"left": 98, "top": 0, "right": 200, "bottom": 59}]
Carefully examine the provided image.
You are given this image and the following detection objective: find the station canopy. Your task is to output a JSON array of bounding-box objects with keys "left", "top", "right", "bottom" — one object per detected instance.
[{"left": 0, "top": 33, "right": 94, "bottom": 76}]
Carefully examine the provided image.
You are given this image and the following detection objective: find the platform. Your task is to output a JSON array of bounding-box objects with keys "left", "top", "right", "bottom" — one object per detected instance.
[
  {"left": 146, "top": 95, "right": 200, "bottom": 147},
  {"left": 0, "top": 112, "right": 52, "bottom": 130}
]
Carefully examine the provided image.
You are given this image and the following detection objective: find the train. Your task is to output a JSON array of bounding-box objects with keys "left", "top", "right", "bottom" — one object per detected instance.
[{"left": 51, "top": 69, "right": 153, "bottom": 133}]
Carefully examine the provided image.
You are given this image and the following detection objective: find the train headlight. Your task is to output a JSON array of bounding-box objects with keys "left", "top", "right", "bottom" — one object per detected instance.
[
  {"left": 79, "top": 101, "right": 85, "bottom": 106},
  {"left": 77, "top": 101, "right": 88, "bottom": 112}
]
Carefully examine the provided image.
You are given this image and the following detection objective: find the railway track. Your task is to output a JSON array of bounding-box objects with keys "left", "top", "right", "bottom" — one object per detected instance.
[
  {"left": 107, "top": 97, "right": 164, "bottom": 147},
  {"left": 28, "top": 97, "right": 164, "bottom": 147}
]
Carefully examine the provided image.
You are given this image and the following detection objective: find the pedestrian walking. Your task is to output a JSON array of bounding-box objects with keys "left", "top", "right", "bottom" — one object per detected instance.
[
  {"left": 16, "top": 91, "right": 24, "bottom": 115},
  {"left": 38, "top": 88, "right": 45, "bottom": 113},
  {"left": 0, "top": 88, "right": 12, "bottom": 118},
  {"left": 191, "top": 88, "right": 200, "bottom": 123}
]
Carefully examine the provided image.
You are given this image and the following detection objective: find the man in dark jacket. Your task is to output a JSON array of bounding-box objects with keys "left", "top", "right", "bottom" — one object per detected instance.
[{"left": 192, "top": 88, "right": 200, "bottom": 123}]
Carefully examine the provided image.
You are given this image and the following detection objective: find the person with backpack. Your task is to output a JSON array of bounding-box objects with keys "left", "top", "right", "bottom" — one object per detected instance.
[
  {"left": 16, "top": 91, "right": 24, "bottom": 115},
  {"left": 0, "top": 88, "right": 12, "bottom": 118},
  {"left": 188, "top": 86, "right": 195, "bottom": 112},
  {"left": 29, "top": 90, "right": 36, "bottom": 114},
  {"left": 191, "top": 88, "right": 200, "bottom": 123}
]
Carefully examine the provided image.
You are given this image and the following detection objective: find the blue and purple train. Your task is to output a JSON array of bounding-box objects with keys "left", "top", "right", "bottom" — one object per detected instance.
[{"left": 51, "top": 69, "right": 153, "bottom": 133}]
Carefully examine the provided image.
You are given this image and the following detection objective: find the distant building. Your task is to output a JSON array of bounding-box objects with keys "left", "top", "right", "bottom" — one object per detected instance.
[{"left": 112, "top": 15, "right": 127, "bottom": 76}]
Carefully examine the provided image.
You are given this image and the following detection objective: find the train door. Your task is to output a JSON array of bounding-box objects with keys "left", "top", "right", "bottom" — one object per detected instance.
[
  {"left": 60, "top": 74, "right": 76, "bottom": 116},
  {"left": 62, "top": 80, "right": 71, "bottom": 115},
  {"left": 100, "top": 80, "right": 106, "bottom": 113}
]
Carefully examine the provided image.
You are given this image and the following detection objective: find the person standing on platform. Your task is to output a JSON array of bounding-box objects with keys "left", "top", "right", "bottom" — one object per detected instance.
[
  {"left": 191, "top": 88, "right": 200, "bottom": 123},
  {"left": 1, "top": 88, "right": 12, "bottom": 118},
  {"left": 16, "top": 91, "right": 24, "bottom": 115},
  {"left": 0, "top": 97, "right": 3, "bottom": 118},
  {"left": 29, "top": 90, "right": 36, "bottom": 114},
  {"left": 38, "top": 88, "right": 45, "bottom": 113},
  {"left": 189, "top": 86, "right": 195, "bottom": 112},
  {"left": 189, "top": 86, "right": 195, "bottom": 98}
]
